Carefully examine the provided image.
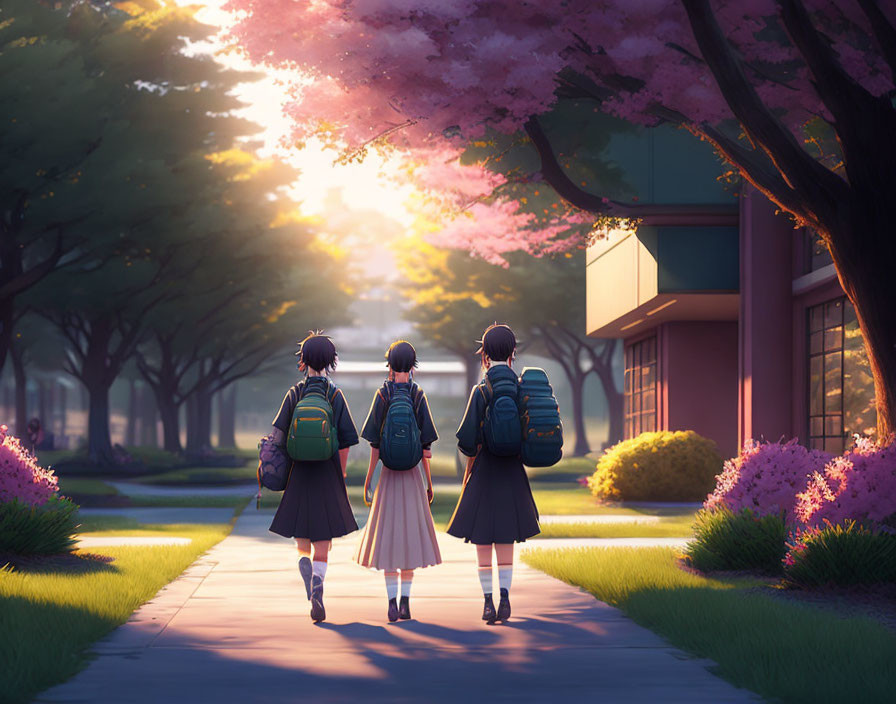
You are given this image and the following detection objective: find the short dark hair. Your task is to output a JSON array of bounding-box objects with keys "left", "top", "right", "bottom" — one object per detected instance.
[
  {"left": 476, "top": 323, "right": 516, "bottom": 363},
  {"left": 385, "top": 340, "right": 418, "bottom": 373},
  {"left": 295, "top": 331, "right": 337, "bottom": 373}
]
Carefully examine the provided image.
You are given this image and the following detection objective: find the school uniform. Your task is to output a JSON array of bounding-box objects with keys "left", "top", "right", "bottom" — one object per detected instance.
[
  {"left": 446, "top": 364, "right": 540, "bottom": 544},
  {"left": 354, "top": 381, "right": 442, "bottom": 570},
  {"left": 269, "top": 376, "right": 359, "bottom": 542}
]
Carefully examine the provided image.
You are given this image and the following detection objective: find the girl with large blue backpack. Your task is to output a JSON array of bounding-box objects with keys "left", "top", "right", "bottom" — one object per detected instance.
[
  {"left": 447, "top": 324, "right": 541, "bottom": 624},
  {"left": 266, "top": 332, "right": 359, "bottom": 623},
  {"left": 354, "top": 340, "right": 442, "bottom": 622}
]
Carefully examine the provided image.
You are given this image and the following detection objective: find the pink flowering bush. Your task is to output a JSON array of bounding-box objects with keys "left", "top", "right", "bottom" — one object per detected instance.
[
  {"left": 795, "top": 438, "right": 896, "bottom": 528},
  {"left": 0, "top": 424, "right": 59, "bottom": 506},
  {"left": 704, "top": 439, "right": 831, "bottom": 523}
]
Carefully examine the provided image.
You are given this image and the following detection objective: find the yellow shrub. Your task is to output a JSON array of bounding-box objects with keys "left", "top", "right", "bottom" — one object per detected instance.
[{"left": 588, "top": 431, "right": 722, "bottom": 502}]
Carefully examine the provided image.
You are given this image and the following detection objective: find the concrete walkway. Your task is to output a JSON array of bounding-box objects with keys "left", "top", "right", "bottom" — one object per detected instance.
[
  {"left": 39, "top": 511, "right": 756, "bottom": 703},
  {"left": 108, "top": 481, "right": 257, "bottom": 497}
]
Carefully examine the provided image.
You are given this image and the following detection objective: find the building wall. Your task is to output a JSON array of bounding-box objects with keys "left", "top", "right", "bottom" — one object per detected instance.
[
  {"left": 660, "top": 321, "right": 739, "bottom": 457},
  {"left": 738, "top": 188, "right": 795, "bottom": 446}
]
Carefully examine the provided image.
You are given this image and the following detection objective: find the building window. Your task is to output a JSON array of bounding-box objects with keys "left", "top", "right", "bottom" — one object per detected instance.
[
  {"left": 624, "top": 336, "right": 657, "bottom": 438},
  {"left": 803, "top": 229, "right": 834, "bottom": 273},
  {"left": 807, "top": 297, "right": 876, "bottom": 452}
]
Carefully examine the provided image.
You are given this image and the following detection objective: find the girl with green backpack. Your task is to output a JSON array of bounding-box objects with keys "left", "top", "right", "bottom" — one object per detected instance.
[
  {"left": 354, "top": 340, "right": 442, "bottom": 622},
  {"left": 447, "top": 324, "right": 541, "bottom": 624},
  {"left": 268, "top": 332, "right": 359, "bottom": 623}
]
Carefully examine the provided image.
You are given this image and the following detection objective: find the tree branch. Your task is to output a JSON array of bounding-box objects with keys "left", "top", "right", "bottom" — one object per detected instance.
[
  {"left": 680, "top": 0, "right": 849, "bottom": 225},
  {"left": 855, "top": 0, "right": 896, "bottom": 81}
]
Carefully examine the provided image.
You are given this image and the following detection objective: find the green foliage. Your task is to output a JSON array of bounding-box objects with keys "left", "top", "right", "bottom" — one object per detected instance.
[
  {"left": 0, "top": 497, "right": 79, "bottom": 556},
  {"left": 523, "top": 547, "right": 896, "bottom": 704},
  {"left": 783, "top": 521, "right": 896, "bottom": 588},
  {"left": 683, "top": 508, "right": 787, "bottom": 573},
  {"left": 589, "top": 430, "right": 722, "bottom": 501}
]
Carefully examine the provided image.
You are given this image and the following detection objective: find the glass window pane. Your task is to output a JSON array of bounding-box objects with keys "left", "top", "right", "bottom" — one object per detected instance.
[
  {"left": 824, "top": 300, "right": 843, "bottom": 329},
  {"left": 824, "top": 326, "right": 843, "bottom": 351},
  {"left": 809, "top": 331, "right": 823, "bottom": 355},
  {"left": 643, "top": 413, "right": 656, "bottom": 432},
  {"left": 809, "top": 356, "right": 824, "bottom": 415},
  {"left": 824, "top": 415, "right": 842, "bottom": 437},
  {"left": 824, "top": 352, "right": 842, "bottom": 413},
  {"left": 642, "top": 389, "right": 656, "bottom": 412},
  {"left": 624, "top": 369, "right": 632, "bottom": 394},
  {"left": 809, "top": 305, "right": 824, "bottom": 333},
  {"left": 842, "top": 303, "right": 877, "bottom": 440},
  {"left": 809, "top": 416, "right": 824, "bottom": 437}
]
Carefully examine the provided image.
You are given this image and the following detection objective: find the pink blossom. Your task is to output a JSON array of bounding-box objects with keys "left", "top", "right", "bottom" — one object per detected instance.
[
  {"left": 795, "top": 437, "right": 896, "bottom": 527},
  {"left": 704, "top": 439, "right": 831, "bottom": 522},
  {"left": 0, "top": 424, "right": 59, "bottom": 506}
]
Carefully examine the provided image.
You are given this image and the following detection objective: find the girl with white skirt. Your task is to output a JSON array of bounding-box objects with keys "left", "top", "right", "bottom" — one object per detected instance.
[{"left": 354, "top": 340, "right": 442, "bottom": 622}]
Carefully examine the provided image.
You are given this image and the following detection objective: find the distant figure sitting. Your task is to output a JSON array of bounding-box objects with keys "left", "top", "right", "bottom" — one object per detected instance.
[{"left": 26, "top": 417, "right": 43, "bottom": 454}]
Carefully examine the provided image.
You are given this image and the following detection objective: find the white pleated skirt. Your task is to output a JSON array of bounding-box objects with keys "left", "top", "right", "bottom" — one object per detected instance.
[{"left": 354, "top": 465, "right": 442, "bottom": 571}]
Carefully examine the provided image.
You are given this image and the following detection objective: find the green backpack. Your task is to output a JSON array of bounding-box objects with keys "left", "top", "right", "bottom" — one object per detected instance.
[{"left": 286, "top": 380, "right": 339, "bottom": 462}]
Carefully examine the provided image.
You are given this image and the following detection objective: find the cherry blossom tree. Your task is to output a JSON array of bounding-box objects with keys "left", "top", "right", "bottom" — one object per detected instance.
[{"left": 227, "top": 0, "right": 896, "bottom": 439}]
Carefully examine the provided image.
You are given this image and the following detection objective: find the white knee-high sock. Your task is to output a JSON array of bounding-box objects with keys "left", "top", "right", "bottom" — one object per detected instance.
[
  {"left": 478, "top": 565, "right": 493, "bottom": 595},
  {"left": 498, "top": 564, "right": 513, "bottom": 593},
  {"left": 312, "top": 561, "right": 327, "bottom": 582},
  {"left": 400, "top": 571, "right": 413, "bottom": 598},
  {"left": 385, "top": 572, "right": 399, "bottom": 600}
]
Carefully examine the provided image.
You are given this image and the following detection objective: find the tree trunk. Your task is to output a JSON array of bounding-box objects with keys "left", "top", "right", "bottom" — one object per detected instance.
[
  {"left": 155, "top": 391, "right": 182, "bottom": 454},
  {"left": 10, "top": 342, "right": 27, "bottom": 439},
  {"left": 125, "top": 378, "right": 137, "bottom": 447},
  {"left": 38, "top": 380, "right": 48, "bottom": 431},
  {"left": 832, "top": 227, "right": 896, "bottom": 443},
  {"left": 217, "top": 385, "right": 237, "bottom": 448},
  {"left": 85, "top": 379, "right": 116, "bottom": 466},
  {"left": 567, "top": 370, "right": 591, "bottom": 456},
  {"left": 58, "top": 383, "right": 67, "bottom": 443},
  {"left": 593, "top": 360, "right": 624, "bottom": 449},
  {"left": 139, "top": 383, "right": 158, "bottom": 447},
  {"left": 185, "top": 387, "right": 213, "bottom": 456}
]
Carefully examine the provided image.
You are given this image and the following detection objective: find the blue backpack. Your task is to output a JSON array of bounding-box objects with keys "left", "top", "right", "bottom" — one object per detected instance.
[
  {"left": 379, "top": 382, "right": 423, "bottom": 471},
  {"left": 482, "top": 375, "right": 522, "bottom": 456},
  {"left": 518, "top": 367, "right": 563, "bottom": 467}
]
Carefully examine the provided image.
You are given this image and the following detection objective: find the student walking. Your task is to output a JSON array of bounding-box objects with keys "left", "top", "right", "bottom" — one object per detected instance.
[
  {"left": 355, "top": 340, "right": 442, "bottom": 622},
  {"left": 446, "top": 324, "right": 541, "bottom": 624},
  {"left": 268, "top": 332, "right": 359, "bottom": 623}
]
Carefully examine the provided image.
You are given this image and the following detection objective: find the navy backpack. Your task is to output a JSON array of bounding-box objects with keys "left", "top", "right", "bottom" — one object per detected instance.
[
  {"left": 379, "top": 382, "right": 423, "bottom": 471},
  {"left": 481, "top": 375, "right": 522, "bottom": 456}
]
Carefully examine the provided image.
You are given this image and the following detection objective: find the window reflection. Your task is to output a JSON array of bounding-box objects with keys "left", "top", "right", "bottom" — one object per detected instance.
[{"left": 807, "top": 297, "right": 876, "bottom": 452}]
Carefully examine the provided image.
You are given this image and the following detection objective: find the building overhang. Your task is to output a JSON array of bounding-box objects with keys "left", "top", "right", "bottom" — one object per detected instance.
[
  {"left": 586, "top": 224, "right": 740, "bottom": 338},
  {"left": 587, "top": 292, "right": 740, "bottom": 338}
]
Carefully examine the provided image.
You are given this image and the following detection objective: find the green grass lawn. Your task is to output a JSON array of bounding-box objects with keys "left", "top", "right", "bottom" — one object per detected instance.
[
  {"left": 131, "top": 465, "right": 256, "bottom": 486},
  {"left": 57, "top": 477, "right": 120, "bottom": 497},
  {"left": 0, "top": 521, "right": 234, "bottom": 704},
  {"left": 535, "top": 515, "right": 696, "bottom": 539},
  {"left": 522, "top": 547, "right": 896, "bottom": 703}
]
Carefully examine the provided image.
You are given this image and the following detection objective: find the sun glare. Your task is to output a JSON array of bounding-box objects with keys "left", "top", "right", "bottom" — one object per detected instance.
[{"left": 175, "top": 0, "right": 415, "bottom": 228}]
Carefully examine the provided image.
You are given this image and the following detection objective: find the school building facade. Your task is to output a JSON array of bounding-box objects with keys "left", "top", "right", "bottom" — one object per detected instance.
[{"left": 584, "top": 127, "right": 876, "bottom": 459}]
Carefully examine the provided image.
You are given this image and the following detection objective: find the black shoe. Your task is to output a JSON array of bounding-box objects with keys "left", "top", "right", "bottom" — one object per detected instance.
[
  {"left": 399, "top": 596, "right": 411, "bottom": 620},
  {"left": 298, "top": 557, "right": 312, "bottom": 601},
  {"left": 388, "top": 598, "right": 399, "bottom": 623},
  {"left": 310, "top": 576, "right": 326, "bottom": 622},
  {"left": 497, "top": 588, "right": 511, "bottom": 622},
  {"left": 482, "top": 594, "right": 497, "bottom": 624}
]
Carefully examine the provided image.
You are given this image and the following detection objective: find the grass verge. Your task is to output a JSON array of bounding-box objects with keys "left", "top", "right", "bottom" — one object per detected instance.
[
  {"left": 535, "top": 515, "right": 695, "bottom": 539},
  {"left": 522, "top": 547, "right": 896, "bottom": 703},
  {"left": 0, "top": 520, "right": 234, "bottom": 704}
]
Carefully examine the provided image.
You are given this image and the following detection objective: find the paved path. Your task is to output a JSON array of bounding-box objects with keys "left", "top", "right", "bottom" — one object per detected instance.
[
  {"left": 108, "top": 481, "right": 258, "bottom": 497},
  {"left": 40, "top": 511, "right": 756, "bottom": 703}
]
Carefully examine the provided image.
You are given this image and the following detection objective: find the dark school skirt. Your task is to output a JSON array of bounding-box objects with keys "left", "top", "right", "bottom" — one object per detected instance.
[
  {"left": 269, "top": 453, "right": 358, "bottom": 542},
  {"left": 446, "top": 449, "right": 540, "bottom": 544}
]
